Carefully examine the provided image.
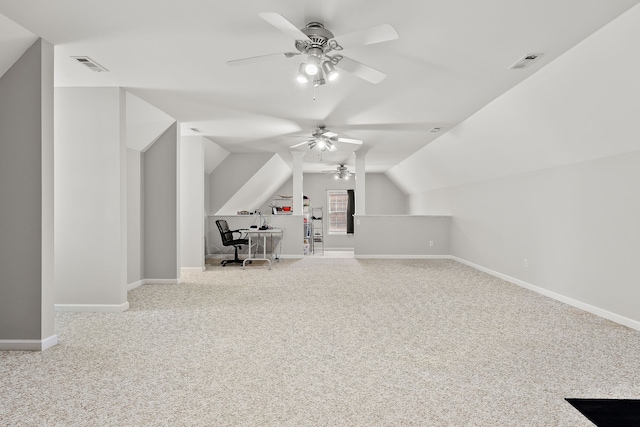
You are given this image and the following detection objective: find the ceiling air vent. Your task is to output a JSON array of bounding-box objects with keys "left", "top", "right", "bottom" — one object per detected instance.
[
  {"left": 508, "top": 53, "right": 543, "bottom": 70},
  {"left": 71, "top": 56, "right": 108, "bottom": 72}
]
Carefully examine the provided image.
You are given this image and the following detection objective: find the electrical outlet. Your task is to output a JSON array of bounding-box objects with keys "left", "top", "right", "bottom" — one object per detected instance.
[
  {"left": 523, "top": 259, "right": 528, "bottom": 268},
  {"left": 429, "top": 240, "right": 434, "bottom": 247}
]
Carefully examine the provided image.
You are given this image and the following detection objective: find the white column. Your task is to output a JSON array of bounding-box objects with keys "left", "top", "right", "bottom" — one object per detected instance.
[
  {"left": 180, "top": 136, "right": 205, "bottom": 272},
  {"left": 55, "top": 87, "right": 129, "bottom": 312},
  {"left": 355, "top": 150, "right": 367, "bottom": 215},
  {"left": 291, "top": 151, "right": 305, "bottom": 214}
]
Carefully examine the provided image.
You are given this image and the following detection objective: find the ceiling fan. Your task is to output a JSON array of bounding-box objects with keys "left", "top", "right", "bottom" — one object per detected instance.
[
  {"left": 227, "top": 12, "right": 399, "bottom": 85},
  {"left": 323, "top": 164, "right": 354, "bottom": 179},
  {"left": 290, "top": 126, "right": 363, "bottom": 152}
]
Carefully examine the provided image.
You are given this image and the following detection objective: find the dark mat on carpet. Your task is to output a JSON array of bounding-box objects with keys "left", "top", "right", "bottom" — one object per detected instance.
[{"left": 566, "top": 398, "right": 640, "bottom": 426}]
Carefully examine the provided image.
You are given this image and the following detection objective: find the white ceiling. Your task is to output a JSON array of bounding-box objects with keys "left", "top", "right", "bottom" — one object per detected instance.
[{"left": 1, "top": 0, "right": 638, "bottom": 172}]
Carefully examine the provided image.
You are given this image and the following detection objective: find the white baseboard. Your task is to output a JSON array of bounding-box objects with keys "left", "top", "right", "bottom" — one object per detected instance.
[
  {"left": 0, "top": 334, "right": 58, "bottom": 351},
  {"left": 278, "top": 254, "right": 304, "bottom": 259},
  {"left": 128, "top": 278, "right": 180, "bottom": 289},
  {"left": 450, "top": 256, "right": 640, "bottom": 332},
  {"left": 142, "top": 278, "right": 179, "bottom": 285},
  {"left": 55, "top": 302, "right": 130, "bottom": 313},
  {"left": 181, "top": 267, "right": 205, "bottom": 274},
  {"left": 127, "top": 280, "right": 143, "bottom": 291},
  {"left": 355, "top": 254, "right": 449, "bottom": 259}
]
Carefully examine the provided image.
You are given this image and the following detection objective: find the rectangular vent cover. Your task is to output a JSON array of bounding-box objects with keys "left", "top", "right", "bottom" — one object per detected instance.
[
  {"left": 508, "top": 53, "right": 543, "bottom": 70},
  {"left": 71, "top": 56, "right": 108, "bottom": 72}
]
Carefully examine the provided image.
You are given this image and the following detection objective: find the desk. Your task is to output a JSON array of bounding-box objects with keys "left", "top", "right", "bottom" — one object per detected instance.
[{"left": 241, "top": 228, "right": 283, "bottom": 270}]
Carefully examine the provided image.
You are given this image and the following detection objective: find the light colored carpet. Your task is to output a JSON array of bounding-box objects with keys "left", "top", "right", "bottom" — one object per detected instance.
[{"left": 2, "top": 258, "right": 640, "bottom": 426}]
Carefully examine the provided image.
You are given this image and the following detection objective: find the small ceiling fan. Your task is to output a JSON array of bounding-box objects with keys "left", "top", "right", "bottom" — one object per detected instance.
[
  {"left": 290, "top": 126, "right": 363, "bottom": 152},
  {"left": 227, "top": 12, "right": 398, "bottom": 85},
  {"left": 323, "top": 164, "right": 354, "bottom": 179}
]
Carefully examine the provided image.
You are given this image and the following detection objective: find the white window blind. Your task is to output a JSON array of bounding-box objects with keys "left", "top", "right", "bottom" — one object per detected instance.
[{"left": 327, "top": 190, "right": 348, "bottom": 234}]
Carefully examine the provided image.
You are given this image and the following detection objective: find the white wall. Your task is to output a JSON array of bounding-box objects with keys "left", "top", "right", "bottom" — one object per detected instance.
[
  {"left": 0, "top": 39, "right": 56, "bottom": 349},
  {"left": 180, "top": 136, "right": 205, "bottom": 271},
  {"left": 391, "top": 4, "right": 640, "bottom": 328},
  {"left": 127, "top": 148, "right": 142, "bottom": 285},
  {"left": 55, "top": 87, "right": 128, "bottom": 311}
]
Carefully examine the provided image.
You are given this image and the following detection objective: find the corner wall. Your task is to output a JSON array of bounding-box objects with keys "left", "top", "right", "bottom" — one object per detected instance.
[
  {"left": 399, "top": 4, "right": 640, "bottom": 328},
  {"left": 0, "top": 39, "right": 56, "bottom": 350},
  {"left": 54, "top": 87, "right": 128, "bottom": 312},
  {"left": 127, "top": 148, "right": 143, "bottom": 285},
  {"left": 180, "top": 136, "right": 205, "bottom": 272},
  {"left": 143, "top": 123, "right": 179, "bottom": 282}
]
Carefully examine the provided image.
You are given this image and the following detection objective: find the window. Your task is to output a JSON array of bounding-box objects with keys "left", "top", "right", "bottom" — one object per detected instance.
[{"left": 327, "top": 190, "right": 348, "bottom": 234}]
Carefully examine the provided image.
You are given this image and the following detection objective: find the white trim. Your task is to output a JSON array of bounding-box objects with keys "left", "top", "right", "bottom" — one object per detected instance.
[
  {"left": 0, "top": 335, "right": 58, "bottom": 351},
  {"left": 142, "top": 278, "right": 179, "bottom": 285},
  {"left": 181, "top": 267, "right": 205, "bottom": 274},
  {"left": 450, "top": 256, "right": 640, "bottom": 332},
  {"left": 127, "top": 280, "right": 143, "bottom": 291},
  {"left": 55, "top": 302, "right": 130, "bottom": 313},
  {"left": 42, "top": 335, "right": 58, "bottom": 350},
  {"left": 355, "top": 254, "right": 450, "bottom": 259},
  {"left": 277, "top": 254, "right": 305, "bottom": 259}
]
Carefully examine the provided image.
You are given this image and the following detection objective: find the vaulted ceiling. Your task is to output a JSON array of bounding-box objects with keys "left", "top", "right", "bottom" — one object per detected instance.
[{"left": 1, "top": 0, "right": 638, "bottom": 172}]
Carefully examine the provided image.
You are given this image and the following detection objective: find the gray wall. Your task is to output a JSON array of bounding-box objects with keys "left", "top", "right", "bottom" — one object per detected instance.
[
  {"left": 209, "top": 153, "right": 273, "bottom": 215},
  {"left": 0, "top": 39, "right": 55, "bottom": 343},
  {"left": 446, "top": 151, "right": 640, "bottom": 322},
  {"left": 265, "top": 172, "right": 408, "bottom": 250},
  {"left": 143, "top": 123, "right": 179, "bottom": 280},
  {"left": 354, "top": 216, "right": 451, "bottom": 257}
]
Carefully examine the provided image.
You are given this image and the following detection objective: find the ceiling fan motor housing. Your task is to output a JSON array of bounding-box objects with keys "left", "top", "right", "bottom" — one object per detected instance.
[
  {"left": 296, "top": 22, "right": 336, "bottom": 56},
  {"left": 302, "top": 22, "right": 333, "bottom": 46}
]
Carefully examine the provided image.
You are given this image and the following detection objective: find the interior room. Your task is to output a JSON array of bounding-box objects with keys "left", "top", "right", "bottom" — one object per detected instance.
[{"left": 1, "top": 1, "right": 640, "bottom": 425}]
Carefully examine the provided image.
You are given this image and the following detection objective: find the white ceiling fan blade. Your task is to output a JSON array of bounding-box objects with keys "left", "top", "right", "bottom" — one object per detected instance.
[
  {"left": 335, "top": 24, "right": 399, "bottom": 48},
  {"left": 336, "top": 137, "right": 363, "bottom": 145},
  {"left": 227, "top": 51, "right": 299, "bottom": 67},
  {"left": 290, "top": 140, "right": 312, "bottom": 149},
  {"left": 259, "top": 12, "right": 310, "bottom": 41},
  {"left": 335, "top": 56, "right": 387, "bottom": 84}
]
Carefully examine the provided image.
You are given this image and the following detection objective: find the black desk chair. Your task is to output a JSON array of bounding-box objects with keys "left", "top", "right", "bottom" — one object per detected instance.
[{"left": 215, "top": 220, "right": 249, "bottom": 266}]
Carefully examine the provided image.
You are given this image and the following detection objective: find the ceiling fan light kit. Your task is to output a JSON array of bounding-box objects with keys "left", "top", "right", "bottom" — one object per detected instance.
[
  {"left": 228, "top": 13, "right": 398, "bottom": 86},
  {"left": 324, "top": 164, "right": 353, "bottom": 179},
  {"left": 290, "top": 126, "right": 363, "bottom": 152}
]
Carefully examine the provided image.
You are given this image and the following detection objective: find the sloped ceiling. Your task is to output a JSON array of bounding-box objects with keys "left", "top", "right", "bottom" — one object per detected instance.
[
  {"left": 1, "top": 0, "right": 639, "bottom": 177},
  {"left": 215, "top": 154, "right": 292, "bottom": 215},
  {"left": 203, "top": 138, "right": 230, "bottom": 175},
  {"left": 387, "top": 3, "right": 640, "bottom": 195},
  {"left": 0, "top": 13, "right": 36, "bottom": 79},
  {"left": 126, "top": 92, "right": 175, "bottom": 152}
]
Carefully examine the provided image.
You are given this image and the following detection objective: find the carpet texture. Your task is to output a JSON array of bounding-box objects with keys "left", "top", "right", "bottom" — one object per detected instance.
[
  {"left": 2, "top": 258, "right": 640, "bottom": 426},
  {"left": 566, "top": 399, "right": 640, "bottom": 426}
]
